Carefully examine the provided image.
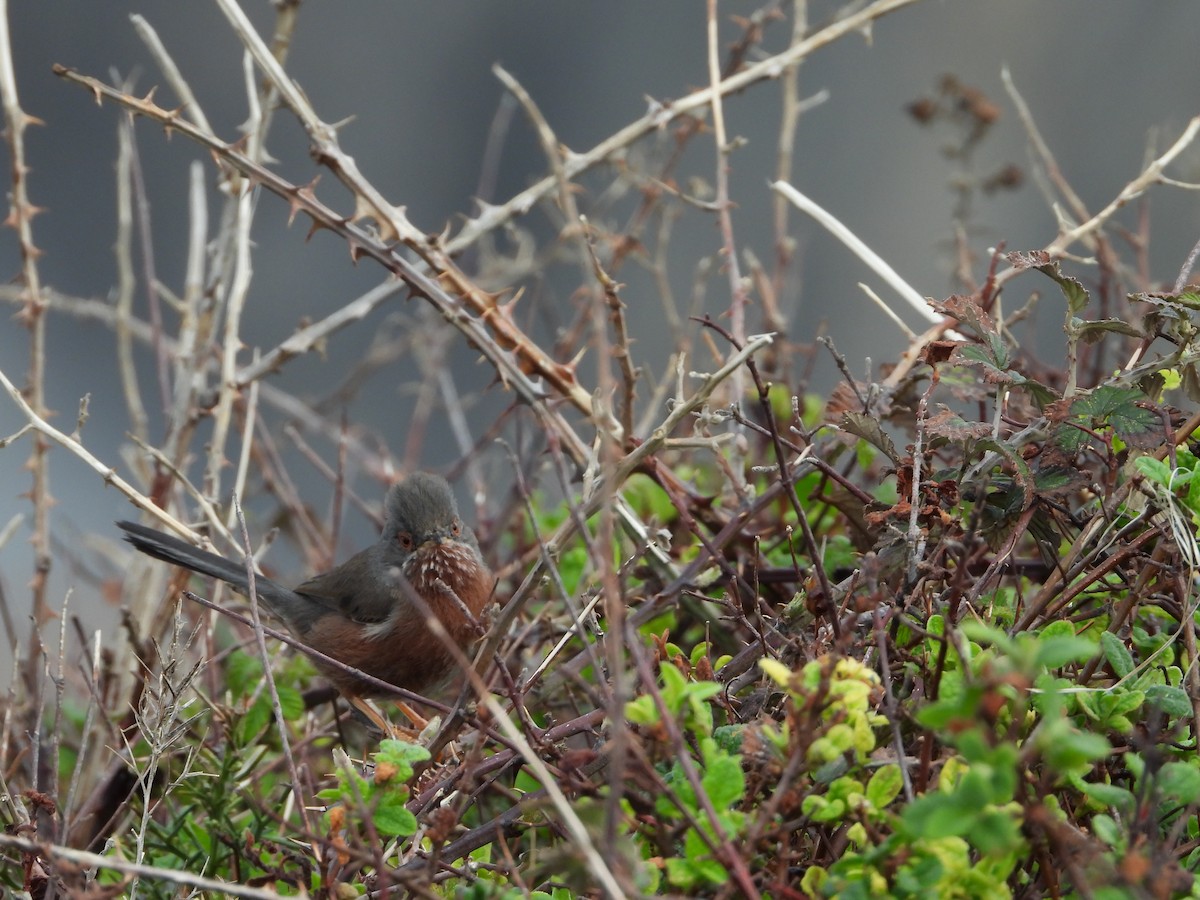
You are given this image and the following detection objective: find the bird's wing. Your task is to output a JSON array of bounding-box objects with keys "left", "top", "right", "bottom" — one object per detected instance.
[{"left": 292, "top": 546, "right": 397, "bottom": 626}]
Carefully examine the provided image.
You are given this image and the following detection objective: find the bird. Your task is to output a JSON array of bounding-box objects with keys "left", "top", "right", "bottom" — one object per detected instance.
[{"left": 117, "top": 472, "right": 494, "bottom": 732}]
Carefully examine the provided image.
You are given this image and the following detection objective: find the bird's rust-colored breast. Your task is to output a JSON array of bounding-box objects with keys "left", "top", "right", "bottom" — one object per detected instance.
[
  {"left": 304, "top": 539, "right": 493, "bottom": 698},
  {"left": 402, "top": 540, "right": 494, "bottom": 634}
]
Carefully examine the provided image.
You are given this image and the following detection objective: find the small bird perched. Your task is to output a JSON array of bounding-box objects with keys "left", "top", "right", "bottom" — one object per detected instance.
[{"left": 118, "top": 472, "right": 494, "bottom": 727}]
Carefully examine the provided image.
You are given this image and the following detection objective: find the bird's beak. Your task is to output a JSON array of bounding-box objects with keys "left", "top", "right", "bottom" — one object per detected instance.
[{"left": 421, "top": 528, "right": 453, "bottom": 549}]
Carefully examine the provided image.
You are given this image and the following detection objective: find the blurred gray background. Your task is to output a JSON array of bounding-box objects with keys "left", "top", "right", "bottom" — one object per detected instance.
[{"left": 1, "top": 2, "right": 1198, "bottom": 662}]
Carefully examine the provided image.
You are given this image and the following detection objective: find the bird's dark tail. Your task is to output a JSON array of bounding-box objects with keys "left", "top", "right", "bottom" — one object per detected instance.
[{"left": 117, "top": 520, "right": 291, "bottom": 608}]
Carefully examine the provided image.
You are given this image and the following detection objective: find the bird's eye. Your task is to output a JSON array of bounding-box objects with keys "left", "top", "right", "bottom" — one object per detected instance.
[
  {"left": 450, "top": 519, "right": 461, "bottom": 537},
  {"left": 397, "top": 531, "right": 414, "bottom": 550}
]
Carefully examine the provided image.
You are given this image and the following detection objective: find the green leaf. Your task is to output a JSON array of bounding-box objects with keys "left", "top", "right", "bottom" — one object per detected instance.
[
  {"left": 1041, "top": 728, "right": 1111, "bottom": 773},
  {"left": 1069, "top": 385, "right": 1159, "bottom": 449},
  {"left": 810, "top": 796, "right": 848, "bottom": 823},
  {"left": 687, "top": 681, "right": 723, "bottom": 703},
  {"left": 969, "top": 808, "right": 1024, "bottom": 854},
  {"left": 1075, "top": 317, "right": 1144, "bottom": 343},
  {"left": 866, "top": 765, "right": 904, "bottom": 810},
  {"left": 801, "top": 866, "right": 828, "bottom": 896},
  {"left": 902, "top": 791, "right": 979, "bottom": 839},
  {"left": 1144, "top": 684, "right": 1192, "bottom": 718},
  {"left": 977, "top": 438, "right": 1035, "bottom": 510},
  {"left": 916, "top": 686, "right": 986, "bottom": 731},
  {"left": 1159, "top": 762, "right": 1200, "bottom": 805},
  {"left": 372, "top": 792, "right": 419, "bottom": 836},
  {"left": 759, "top": 658, "right": 793, "bottom": 687},
  {"left": 840, "top": 412, "right": 901, "bottom": 464},
  {"left": 801, "top": 794, "right": 829, "bottom": 818},
  {"left": 1090, "top": 813, "right": 1122, "bottom": 849},
  {"left": 625, "top": 694, "right": 660, "bottom": 726},
  {"left": 659, "top": 662, "right": 687, "bottom": 710},
  {"left": 958, "top": 620, "right": 1016, "bottom": 655},
  {"left": 624, "top": 473, "right": 678, "bottom": 523},
  {"left": 668, "top": 831, "right": 729, "bottom": 888},
  {"left": 1099, "top": 690, "right": 1146, "bottom": 719},
  {"left": 1034, "top": 465, "right": 1084, "bottom": 495},
  {"left": 275, "top": 685, "right": 305, "bottom": 721},
  {"left": 702, "top": 749, "right": 745, "bottom": 810},
  {"left": 957, "top": 343, "right": 1010, "bottom": 379},
  {"left": 238, "top": 694, "right": 272, "bottom": 742},
  {"left": 224, "top": 651, "right": 263, "bottom": 701},
  {"left": 1034, "top": 635, "right": 1097, "bottom": 669},
  {"left": 1016, "top": 375, "right": 1061, "bottom": 409},
  {"left": 1100, "top": 631, "right": 1135, "bottom": 679},
  {"left": 1080, "top": 781, "right": 1135, "bottom": 810},
  {"left": 375, "top": 739, "right": 430, "bottom": 781},
  {"left": 1007, "top": 251, "right": 1090, "bottom": 313},
  {"left": 665, "top": 854, "right": 727, "bottom": 891}
]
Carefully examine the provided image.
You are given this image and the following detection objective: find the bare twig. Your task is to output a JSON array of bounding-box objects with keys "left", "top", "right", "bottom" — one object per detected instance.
[{"left": 0, "top": 0, "right": 52, "bottom": 639}]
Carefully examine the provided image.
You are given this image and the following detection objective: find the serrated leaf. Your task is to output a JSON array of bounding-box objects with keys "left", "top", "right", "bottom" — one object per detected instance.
[
  {"left": 275, "top": 685, "right": 305, "bottom": 721},
  {"left": 1182, "top": 363, "right": 1200, "bottom": 403},
  {"left": 925, "top": 406, "right": 993, "bottom": 441},
  {"left": 240, "top": 694, "right": 272, "bottom": 741},
  {"left": 1006, "top": 252, "right": 1090, "bottom": 313},
  {"left": 976, "top": 437, "right": 1035, "bottom": 510},
  {"left": 1049, "top": 419, "right": 1090, "bottom": 454},
  {"left": 1129, "top": 289, "right": 1200, "bottom": 310},
  {"left": 1056, "top": 277, "right": 1089, "bottom": 313},
  {"left": 930, "top": 294, "right": 1000, "bottom": 341},
  {"left": 375, "top": 739, "right": 430, "bottom": 783},
  {"left": 1013, "top": 375, "right": 1061, "bottom": 409},
  {"left": 1070, "top": 386, "right": 1160, "bottom": 449},
  {"left": 955, "top": 344, "right": 1013, "bottom": 382},
  {"left": 1075, "top": 317, "right": 1144, "bottom": 343},
  {"left": 988, "top": 332, "right": 1011, "bottom": 370},
  {"left": 840, "top": 412, "right": 901, "bottom": 464},
  {"left": 1007, "top": 250, "right": 1053, "bottom": 270},
  {"left": 1033, "top": 464, "right": 1086, "bottom": 496},
  {"left": 1105, "top": 408, "right": 1159, "bottom": 449}
]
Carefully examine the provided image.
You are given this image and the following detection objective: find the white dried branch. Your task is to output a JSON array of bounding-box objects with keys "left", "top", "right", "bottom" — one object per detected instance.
[{"left": 772, "top": 180, "right": 938, "bottom": 325}]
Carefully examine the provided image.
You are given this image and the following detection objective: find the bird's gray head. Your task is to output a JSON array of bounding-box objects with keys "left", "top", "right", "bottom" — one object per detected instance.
[{"left": 381, "top": 473, "right": 473, "bottom": 560}]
